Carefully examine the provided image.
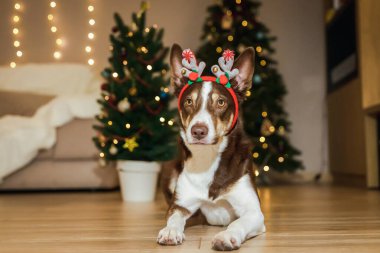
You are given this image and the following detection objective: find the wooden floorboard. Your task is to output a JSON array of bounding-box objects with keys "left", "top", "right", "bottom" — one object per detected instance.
[{"left": 1, "top": 185, "right": 380, "bottom": 252}]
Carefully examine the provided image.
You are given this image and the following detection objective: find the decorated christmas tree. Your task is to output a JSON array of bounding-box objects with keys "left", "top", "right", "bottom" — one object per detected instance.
[
  {"left": 197, "top": 0, "right": 303, "bottom": 174},
  {"left": 93, "top": 3, "right": 177, "bottom": 163}
]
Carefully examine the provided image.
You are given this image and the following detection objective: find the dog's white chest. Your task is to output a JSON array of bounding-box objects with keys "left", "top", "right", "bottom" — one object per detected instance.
[
  {"left": 175, "top": 164, "right": 219, "bottom": 203},
  {"left": 174, "top": 137, "right": 229, "bottom": 210}
]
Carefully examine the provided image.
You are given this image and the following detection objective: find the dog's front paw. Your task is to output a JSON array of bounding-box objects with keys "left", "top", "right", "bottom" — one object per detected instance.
[
  {"left": 212, "top": 230, "right": 242, "bottom": 251},
  {"left": 157, "top": 226, "right": 185, "bottom": 246}
]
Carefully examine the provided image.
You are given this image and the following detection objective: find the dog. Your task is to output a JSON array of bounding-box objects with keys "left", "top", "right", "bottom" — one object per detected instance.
[{"left": 157, "top": 44, "right": 265, "bottom": 251}]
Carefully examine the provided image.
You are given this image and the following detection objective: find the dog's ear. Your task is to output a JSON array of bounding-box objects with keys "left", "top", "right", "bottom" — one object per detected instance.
[
  {"left": 230, "top": 47, "right": 255, "bottom": 99},
  {"left": 170, "top": 44, "right": 186, "bottom": 96}
]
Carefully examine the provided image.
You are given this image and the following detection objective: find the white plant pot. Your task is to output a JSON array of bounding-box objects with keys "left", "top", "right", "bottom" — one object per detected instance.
[{"left": 117, "top": 160, "right": 160, "bottom": 202}]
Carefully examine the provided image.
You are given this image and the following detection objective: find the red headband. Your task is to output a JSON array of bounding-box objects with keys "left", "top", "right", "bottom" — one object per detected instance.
[{"left": 177, "top": 76, "right": 239, "bottom": 133}]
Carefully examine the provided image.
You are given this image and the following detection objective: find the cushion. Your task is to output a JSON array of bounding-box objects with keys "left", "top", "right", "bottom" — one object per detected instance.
[
  {"left": 0, "top": 63, "right": 100, "bottom": 96},
  {"left": 0, "top": 90, "right": 54, "bottom": 117}
]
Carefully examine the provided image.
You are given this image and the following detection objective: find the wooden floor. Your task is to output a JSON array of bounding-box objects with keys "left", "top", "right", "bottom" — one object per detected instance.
[{"left": 1, "top": 185, "right": 380, "bottom": 253}]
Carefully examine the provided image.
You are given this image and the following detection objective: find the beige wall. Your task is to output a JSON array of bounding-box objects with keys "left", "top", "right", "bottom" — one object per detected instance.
[{"left": 0, "top": 0, "right": 326, "bottom": 174}]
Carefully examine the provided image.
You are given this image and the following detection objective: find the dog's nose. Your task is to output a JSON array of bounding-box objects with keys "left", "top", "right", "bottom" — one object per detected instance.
[{"left": 191, "top": 124, "right": 209, "bottom": 140}]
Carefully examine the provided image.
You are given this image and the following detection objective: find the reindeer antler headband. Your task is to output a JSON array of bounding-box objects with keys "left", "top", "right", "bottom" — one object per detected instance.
[{"left": 178, "top": 49, "right": 239, "bottom": 132}]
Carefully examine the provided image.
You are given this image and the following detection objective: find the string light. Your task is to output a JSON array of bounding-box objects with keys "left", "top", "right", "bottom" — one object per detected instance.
[
  {"left": 99, "top": 152, "right": 105, "bottom": 158},
  {"left": 260, "top": 59, "right": 267, "bottom": 66},
  {"left": 216, "top": 47, "right": 222, "bottom": 53},
  {"left": 113, "top": 139, "right": 118, "bottom": 144},
  {"left": 227, "top": 35, "right": 234, "bottom": 41},
  {"left": 86, "top": 1, "right": 96, "bottom": 66},
  {"left": 123, "top": 60, "right": 128, "bottom": 66},
  {"left": 254, "top": 170, "right": 260, "bottom": 177},
  {"left": 48, "top": 1, "right": 63, "bottom": 60},
  {"left": 242, "top": 20, "right": 248, "bottom": 27},
  {"left": 253, "top": 152, "right": 259, "bottom": 158},
  {"left": 262, "top": 143, "right": 268, "bottom": 149},
  {"left": 107, "top": 121, "right": 113, "bottom": 126},
  {"left": 141, "top": 46, "right": 148, "bottom": 53},
  {"left": 261, "top": 111, "right": 268, "bottom": 117},
  {"left": 147, "top": 65, "right": 152, "bottom": 70},
  {"left": 11, "top": 2, "right": 24, "bottom": 67},
  {"left": 278, "top": 156, "right": 284, "bottom": 163},
  {"left": 236, "top": 0, "right": 242, "bottom": 4},
  {"left": 259, "top": 136, "right": 266, "bottom": 143},
  {"left": 263, "top": 165, "right": 270, "bottom": 172},
  {"left": 159, "top": 117, "right": 165, "bottom": 122},
  {"left": 256, "top": 46, "right": 263, "bottom": 53},
  {"left": 53, "top": 51, "right": 61, "bottom": 59},
  {"left": 125, "top": 123, "right": 131, "bottom": 129},
  {"left": 112, "top": 72, "right": 118, "bottom": 78},
  {"left": 168, "top": 120, "right": 174, "bottom": 126},
  {"left": 155, "top": 96, "right": 160, "bottom": 101}
]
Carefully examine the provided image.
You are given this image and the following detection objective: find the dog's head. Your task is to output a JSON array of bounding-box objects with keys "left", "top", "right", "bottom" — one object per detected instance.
[{"left": 170, "top": 44, "right": 255, "bottom": 145}]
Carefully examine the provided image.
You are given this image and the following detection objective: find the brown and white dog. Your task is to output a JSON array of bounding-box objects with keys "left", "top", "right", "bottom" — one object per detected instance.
[{"left": 157, "top": 44, "right": 265, "bottom": 251}]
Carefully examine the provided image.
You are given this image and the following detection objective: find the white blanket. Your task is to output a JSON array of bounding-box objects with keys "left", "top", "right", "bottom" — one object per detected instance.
[{"left": 0, "top": 64, "right": 100, "bottom": 181}]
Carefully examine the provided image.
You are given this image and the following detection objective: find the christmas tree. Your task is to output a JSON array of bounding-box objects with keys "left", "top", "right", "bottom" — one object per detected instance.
[
  {"left": 197, "top": 0, "right": 303, "bottom": 174},
  {"left": 93, "top": 3, "right": 177, "bottom": 163}
]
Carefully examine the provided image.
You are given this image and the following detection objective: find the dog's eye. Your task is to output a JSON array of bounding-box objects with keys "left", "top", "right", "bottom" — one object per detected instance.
[
  {"left": 217, "top": 99, "right": 225, "bottom": 107},
  {"left": 185, "top": 98, "right": 192, "bottom": 106}
]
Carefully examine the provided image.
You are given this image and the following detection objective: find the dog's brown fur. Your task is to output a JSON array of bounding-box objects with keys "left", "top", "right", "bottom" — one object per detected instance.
[{"left": 157, "top": 44, "right": 264, "bottom": 251}]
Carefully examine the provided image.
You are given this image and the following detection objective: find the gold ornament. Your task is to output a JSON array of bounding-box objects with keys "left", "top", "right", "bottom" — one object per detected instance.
[
  {"left": 123, "top": 137, "right": 139, "bottom": 152},
  {"left": 221, "top": 13, "right": 233, "bottom": 30},
  {"left": 98, "top": 134, "right": 106, "bottom": 143},
  {"left": 181, "top": 69, "right": 186, "bottom": 75},
  {"left": 261, "top": 118, "right": 275, "bottom": 136},
  {"left": 129, "top": 87, "right": 137, "bottom": 96},
  {"left": 109, "top": 145, "right": 118, "bottom": 155},
  {"left": 140, "top": 1, "right": 150, "bottom": 11},
  {"left": 212, "top": 66, "right": 219, "bottom": 73},
  {"left": 117, "top": 98, "right": 130, "bottom": 112},
  {"left": 278, "top": 126, "right": 286, "bottom": 136},
  {"left": 238, "top": 44, "right": 246, "bottom": 53}
]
